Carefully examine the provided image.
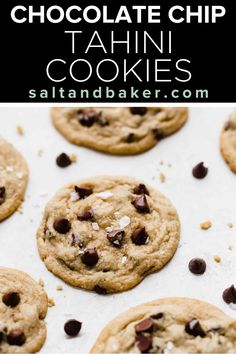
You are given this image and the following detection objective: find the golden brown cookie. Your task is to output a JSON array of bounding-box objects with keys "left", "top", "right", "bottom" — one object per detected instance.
[
  {"left": 220, "top": 111, "right": 236, "bottom": 173},
  {"left": 51, "top": 107, "right": 188, "bottom": 155}
]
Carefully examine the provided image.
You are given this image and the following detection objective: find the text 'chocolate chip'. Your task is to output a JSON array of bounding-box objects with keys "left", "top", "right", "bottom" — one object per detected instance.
[
  {"left": 188, "top": 258, "right": 206, "bottom": 275},
  {"left": 2, "top": 292, "right": 20, "bottom": 307},
  {"left": 81, "top": 248, "right": 99, "bottom": 267},
  {"left": 53, "top": 218, "right": 71, "bottom": 234},
  {"left": 64, "top": 319, "right": 82, "bottom": 337}
]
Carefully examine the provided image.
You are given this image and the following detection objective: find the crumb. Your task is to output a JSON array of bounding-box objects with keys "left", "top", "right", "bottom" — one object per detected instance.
[
  {"left": 70, "top": 153, "right": 77, "bottom": 162},
  {"left": 214, "top": 255, "right": 221, "bottom": 263},
  {"left": 227, "top": 223, "right": 234, "bottom": 228},
  {"left": 159, "top": 172, "right": 166, "bottom": 183},
  {"left": 37, "top": 149, "right": 43, "bottom": 157},
  {"left": 159, "top": 160, "right": 164, "bottom": 165},
  {"left": 56, "top": 285, "right": 63, "bottom": 291},
  {"left": 16, "top": 125, "right": 24, "bottom": 136},
  {"left": 48, "top": 298, "right": 55, "bottom": 307},
  {"left": 228, "top": 245, "right": 233, "bottom": 251},
  {"left": 200, "top": 221, "right": 212, "bottom": 230},
  {"left": 38, "top": 278, "right": 45, "bottom": 287}
]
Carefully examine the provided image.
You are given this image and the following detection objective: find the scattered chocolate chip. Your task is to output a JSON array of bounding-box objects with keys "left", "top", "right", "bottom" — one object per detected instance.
[
  {"left": 192, "top": 162, "right": 208, "bottom": 179},
  {"left": 56, "top": 153, "right": 72, "bottom": 168},
  {"left": 135, "top": 318, "right": 154, "bottom": 333},
  {"left": 78, "top": 208, "right": 95, "bottom": 221},
  {"left": 131, "top": 227, "right": 148, "bottom": 245},
  {"left": 81, "top": 248, "right": 99, "bottom": 267},
  {"left": 94, "top": 285, "right": 107, "bottom": 295},
  {"left": 133, "top": 184, "right": 149, "bottom": 196},
  {"left": 188, "top": 258, "right": 206, "bottom": 275},
  {"left": 78, "top": 111, "right": 99, "bottom": 127},
  {"left": 64, "top": 319, "right": 82, "bottom": 337},
  {"left": 223, "top": 285, "right": 236, "bottom": 304},
  {"left": 136, "top": 335, "right": 152, "bottom": 353},
  {"left": 150, "top": 312, "right": 163, "bottom": 320},
  {"left": 130, "top": 107, "right": 147, "bottom": 116},
  {"left": 2, "top": 292, "right": 20, "bottom": 307},
  {"left": 185, "top": 319, "right": 206, "bottom": 337},
  {"left": 7, "top": 329, "right": 26, "bottom": 346},
  {"left": 53, "top": 218, "right": 71, "bottom": 234},
  {"left": 132, "top": 195, "right": 150, "bottom": 213},
  {"left": 152, "top": 128, "right": 164, "bottom": 141},
  {"left": 107, "top": 230, "right": 125, "bottom": 248},
  {"left": 74, "top": 186, "right": 93, "bottom": 199}
]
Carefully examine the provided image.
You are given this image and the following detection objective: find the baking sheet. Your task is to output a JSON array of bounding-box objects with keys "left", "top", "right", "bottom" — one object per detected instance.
[{"left": 0, "top": 107, "right": 236, "bottom": 353}]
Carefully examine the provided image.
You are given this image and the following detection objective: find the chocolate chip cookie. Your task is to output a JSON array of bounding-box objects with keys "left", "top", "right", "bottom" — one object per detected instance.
[
  {"left": 0, "top": 267, "right": 48, "bottom": 353},
  {"left": 220, "top": 111, "right": 236, "bottom": 173},
  {"left": 91, "top": 298, "right": 236, "bottom": 353},
  {"left": 0, "top": 137, "right": 28, "bottom": 221},
  {"left": 51, "top": 107, "right": 188, "bottom": 155},
  {"left": 37, "top": 176, "right": 180, "bottom": 293}
]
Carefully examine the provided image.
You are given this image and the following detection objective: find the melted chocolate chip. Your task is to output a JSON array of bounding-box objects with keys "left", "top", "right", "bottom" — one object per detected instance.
[
  {"left": 192, "top": 162, "right": 208, "bottom": 179},
  {"left": 78, "top": 111, "right": 99, "bottom": 127},
  {"left": 78, "top": 208, "right": 95, "bottom": 221},
  {"left": 136, "top": 335, "right": 152, "bottom": 353},
  {"left": 150, "top": 312, "right": 163, "bottom": 320},
  {"left": 188, "top": 258, "right": 206, "bottom": 275},
  {"left": 185, "top": 319, "right": 206, "bottom": 337},
  {"left": 135, "top": 318, "right": 154, "bottom": 333},
  {"left": 94, "top": 285, "right": 107, "bottom": 295},
  {"left": 130, "top": 107, "right": 147, "bottom": 116},
  {"left": 223, "top": 285, "right": 236, "bottom": 304},
  {"left": 133, "top": 184, "right": 149, "bottom": 196},
  {"left": 131, "top": 227, "right": 148, "bottom": 245},
  {"left": 107, "top": 230, "right": 125, "bottom": 248},
  {"left": 75, "top": 186, "right": 93, "bottom": 199},
  {"left": 132, "top": 195, "right": 150, "bottom": 213},
  {"left": 7, "top": 329, "right": 26, "bottom": 346},
  {"left": 81, "top": 248, "right": 99, "bottom": 267},
  {"left": 56, "top": 153, "right": 72, "bottom": 168},
  {"left": 53, "top": 218, "right": 71, "bottom": 234},
  {"left": 152, "top": 128, "right": 164, "bottom": 141},
  {"left": 2, "top": 292, "right": 20, "bottom": 307},
  {"left": 64, "top": 319, "right": 82, "bottom": 337}
]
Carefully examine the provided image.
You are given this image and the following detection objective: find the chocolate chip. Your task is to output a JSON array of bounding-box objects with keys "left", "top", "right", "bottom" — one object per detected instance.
[
  {"left": 223, "top": 285, "right": 236, "bottom": 304},
  {"left": 185, "top": 319, "right": 206, "bottom": 337},
  {"left": 107, "top": 230, "right": 125, "bottom": 248},
  {"left": 132, "top": 195, "right": 150, "bottom": 213},
  {"left": 78, "top": 208, "right": 95, "bottom": 221},
  {"left": 53, "top": 218, "right": 71, "bottom": 234},
  {"left": 0, "top": 186, "right": 6, "bottom": 204},
  {"left": 126, "top": 133, "right": 135, "bottom": 143},
  {"left": 94, "top": 285, "right": 107, "bottom": 295},
  {"left": 188, "top": 258, "right": 206, "bottom": 275},
  {"left": 131, "top": 227, "right": 148, "bottom": 245},
  {"left": 130, "top": 107, "right": 147, "bottom": 116},
  {"left": 192, "top": 162, "right": 208, "bottom": 179},
  {"left": 81, "top": 248, "right": 99, "bottom": 267},
  {"left": 152, "top": 128, "right": 164, "bottom": 141},
  {"left": 133, "top": 184, "right": 149, "bottom": 196},
  {"left": 7, "top": 329, "right": 26, "bottom": 346},
  {"left": 96, "top": 116, "right": 109, "bottom": 127},
  {"left": 56, "top": 153, "right": 72, "bottom": 168},
  {"left": 150, "top": 312, "right": 163, "bottom": 320},
  {"left": 78, "top": 111, "right": 99, "bottom": 127},
  {"left": 64, "top": 319, "right": 82, "bottom": 337},
  {"left": 136, "top": 335, "right": 152, "bottom": 353},
  {"left": 74, "top": 186, "right": 93, "bottom": 199},
  {"left": 2, "top": 292, "right": 20, "bottom": 307},
  {"left": 135, "top": 318, "right": 154, "bottom": 333}
]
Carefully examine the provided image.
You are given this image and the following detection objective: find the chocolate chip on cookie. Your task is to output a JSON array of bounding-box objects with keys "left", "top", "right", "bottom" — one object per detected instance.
[
  {"left": 107, "top": 230, "right": 125, "bottom": 248},
  {"left": 2, "top": 292, "right": 20, "bottom": 307},
  {"left": 185, "top": 319, "right": 206, "bottom": 337},
  {"left": 53, "top": 218, "right": 71, "bottom": 234},
  {"left": 81, "top": 248, "right": 99, "bottom": 267},
  {"left": 78, "top": 208, "right": 95, "bottom": 221},
  {"left": 133, "top": 184, "right": 149, "bottom": 195},
  {"left": 130, "top": 107, "right": 147, "bottom": 116},
  {"left": 223, "top": 285, "right": 236, "bottom": 304},
  {"left": 132, "top": 195, "right": 150, "bottom": 213},
  {"left": 188, "top": 258, "right": 206, "bottom": 275},
  {"left": 7, "top": 329, "right": 26, "bottom": 346},
  {"left": 64, "top": 319, "right": 82, "bottom": 337},
  {"left": 94, "top": 285, "right": 107, "bottom": 295},
  {"left": 135, "top": 318, "right": 154, "bottom": 333},
  {"left": 131, "top": 227, "right": 148, "bottom": 245},
  {"left": 136, "top": 335, "right": 152, "bottom": 353},
  {"left": 78, "top": 111, "right": 100, "bottom": 127},
  {"left": 192, "top": 162, "right": 208, "bottom": 179},
  {"left": 56, "top": 153, "right": 72, "bottom": 168},
  {"left": 150, "top": 312, "right": 163, "bottom": 320},
  {"left": 0, "top": 186, "right": 6, "bottom": 204},
  {"left": 75, "top": 186, "right": 93, "bottom": 199},
  {"left": 152, "top": 128, "right": 164, "bottom": 141}
]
